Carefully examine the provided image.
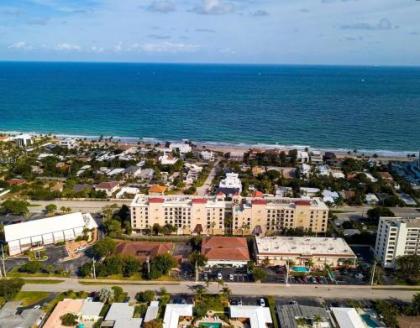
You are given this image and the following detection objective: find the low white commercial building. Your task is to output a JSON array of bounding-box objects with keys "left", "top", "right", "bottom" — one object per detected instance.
[
  {"left": 230, "top": 306, "right": 272, "bottom": 328},
  {"left": 255, "top": 236, "right": 357, "bottom": 269},
  {"left": 4, "top": 212, "right": 97, "bottom": 256},
  {"left": 374, "top": 216, "right": 420, "bottom": 268},
  {"left": 163, "top": 304, "right": 193, "bottom": 328}
]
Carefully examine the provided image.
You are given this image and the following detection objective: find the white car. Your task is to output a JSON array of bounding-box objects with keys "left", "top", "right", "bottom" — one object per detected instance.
[
  {"left": 229, "top": 274, "right": 234, "bottom": 281},
  {"left": 259, "top": 298, "right": 265, "bottom": 307},
  {"left": 217, "top": 272, "right": 223, "bottom": 280}
]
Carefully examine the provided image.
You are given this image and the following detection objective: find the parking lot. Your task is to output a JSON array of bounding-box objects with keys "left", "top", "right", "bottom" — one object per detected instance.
[
  {"left": 263, "top": 265, "right": 370, "bottom": 285},
  {"left": 200, "top": 267, "right": 251, "bottom": 283}
]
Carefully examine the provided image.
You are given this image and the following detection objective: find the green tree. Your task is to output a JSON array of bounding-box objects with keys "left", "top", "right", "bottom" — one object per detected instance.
[
  {"left": 410, "top": 293, "right": 420, "bottom": 315},
  {"left": 252, "top": 267, "right": 267, "bottom": 282},
  {"left": 136, "top": 290, "right": 156, "bottom": 303},
  {"left": 18, "top": 261, "right": 43, "bottom": 274},
  {"left": 122, "top": 256, "right": 141, "bottom": 277},
  {"left": 148, "top": 254, "right": 177, "bottom": 279},
  {"left": 367, "top": 207, "right": 394, "bottom": 224},
  {"left": 396, "top": 255, "right": 420, "bottom": 279},
  {"left": 91, "top": 237, "right": 116, "bottom": 259},
  {"left": 0, "top": 199, "right": 30, "bottom": 216},
  {"left": 60, "top": 313, "right": 78, "bottom": 326},
  {"left": 45, "top": 204, "right": 57, "bottom": 214},
  {"left": 189, "top": 252, "right": 208, "bottom": 269},
  {"left": 0, "top": 278, "right": 24, "bottom": 301},
  {"left": 143, "top": 319, "right": 163, "bottom": 328},
  {"left": 98, "top": 287, "right": 114, "bottom": 303}
]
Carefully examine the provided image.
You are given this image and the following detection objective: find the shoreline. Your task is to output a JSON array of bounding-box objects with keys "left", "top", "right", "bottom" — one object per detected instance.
[{"left": 1, "top": 129, "right": 417, "bottom": 159}]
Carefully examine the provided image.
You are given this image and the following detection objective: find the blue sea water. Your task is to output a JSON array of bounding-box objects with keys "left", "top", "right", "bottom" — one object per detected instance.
[{"left": 0, "top": 62, "right": 419, "bottom": 152}]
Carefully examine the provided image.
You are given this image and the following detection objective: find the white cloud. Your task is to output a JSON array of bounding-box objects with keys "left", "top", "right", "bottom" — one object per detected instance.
[
  {"left": 8, "top": 41, "right": 32, "bottom": 50},
  {"left": 140, "top": 41, "right": 200, "bottom": 53},
  {"left": 191, "top": 0, "right": 235, "bottom": 15},
  {"left": 147, "top": 0, "right": 176, "bottom": 13},
  {"left": 55, "top": 43, "right": 82, "bottom": 51}
]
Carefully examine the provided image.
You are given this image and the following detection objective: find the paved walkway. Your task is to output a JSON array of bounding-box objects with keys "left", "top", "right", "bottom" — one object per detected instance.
[{"left": 21, "top": 278, "right": 420, "bottom": 301}]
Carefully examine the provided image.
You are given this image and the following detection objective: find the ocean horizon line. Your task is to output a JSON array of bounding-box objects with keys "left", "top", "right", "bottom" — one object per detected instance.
[
  {"left": 1, "top": 130, "right": 417, "bottom": 158},
  {"left": 1, "top": 60, "right": 420, "bottom": 69}
]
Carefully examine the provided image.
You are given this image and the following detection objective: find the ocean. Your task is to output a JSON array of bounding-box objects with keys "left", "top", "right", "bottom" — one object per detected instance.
[{"left": 0, "top": 62, "right": 419, "bottom": 152}]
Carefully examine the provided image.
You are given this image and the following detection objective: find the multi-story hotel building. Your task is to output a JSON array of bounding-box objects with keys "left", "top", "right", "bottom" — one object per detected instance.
[
  {"left": 232, "top": 197, "right": 329, "bottom": 235},
  {"left": 130, "top": 194, "right": 329, "bottom": 236},
  {"left": 374, "top": 216, "right": 420, "bottom": 268}
]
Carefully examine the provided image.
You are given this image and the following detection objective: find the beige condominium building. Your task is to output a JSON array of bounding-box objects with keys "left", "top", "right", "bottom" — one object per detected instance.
[
  {"left": 254, "top": 236, "right": 357, "bottom": 269},
  {"left": 130, "top": 194, "right": 329, "bottom": 236},
  {"left": 374, "top": 216, "right": 420, "bottom": 268},
  {"left": 232, "top": 197, "right": 329, "bottom": 235}
]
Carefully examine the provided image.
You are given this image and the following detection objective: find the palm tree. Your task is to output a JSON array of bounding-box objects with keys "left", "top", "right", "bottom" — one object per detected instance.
[{"left": 221, "top": 287, "right": 231, "bottom": 299}]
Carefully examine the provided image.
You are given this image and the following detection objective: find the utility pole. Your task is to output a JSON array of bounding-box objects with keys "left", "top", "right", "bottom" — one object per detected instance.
[
  {"left": 1, "top": 245, "right": 6, "bottom": 278},
  {"left": 92, "top": 258, "right": 96, "bottom": 279},
  {"left": 195, "top": 261, "right": 199, "bottom": 282},
  {"left": 370, "top": 259, "right": 377, "bottom": 286},
  {"left": 146, "top": 256, "right": 150, "bottom": 277},
  {"left": 285, "top": 259, "right": 289, "bottom": 286}
]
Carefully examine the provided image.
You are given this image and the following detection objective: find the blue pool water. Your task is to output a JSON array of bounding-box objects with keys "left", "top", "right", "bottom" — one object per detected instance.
[{"left": 291, "top": 266, "right": 310, "bottom": 273}]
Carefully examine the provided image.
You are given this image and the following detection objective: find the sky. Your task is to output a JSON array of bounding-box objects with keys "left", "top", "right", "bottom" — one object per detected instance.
[{"left": 0, "top": 0, "right": 419, "bottom": 65}]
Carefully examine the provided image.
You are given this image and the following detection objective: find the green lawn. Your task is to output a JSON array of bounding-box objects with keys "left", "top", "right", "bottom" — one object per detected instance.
[
  {"left": 23, "top": 279, "right": 64, "bottom": 284},
  {"left": 14, "top": 291, "right": 50, "bottom": 306}
]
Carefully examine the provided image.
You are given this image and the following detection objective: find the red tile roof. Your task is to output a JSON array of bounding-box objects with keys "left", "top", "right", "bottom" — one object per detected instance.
[
  {"left": 252, "top": 199, "right": 267, "bottom": 205},
  {"left": 149, "top": 184, "right": 167, "bottom": 194},
  {"left": 192, "top": 198, "right": 207, "bottom": 204},
  {"left": 96, "top": 181, "right": 119, "bottom": 190},
  {"left": 149, "top": 198, "right": 165, "bottom": 203},
  {"left": 294, "top": 200, "right": 311, "bottom": 206},
  {"left": 116, "top": 241, "right": 173, "bottom": 261},
  {"left": 201, "top": 236, "right": 250, "bottom": 262},
  {"left": 7, "top": 178, "right": 26, "bottom": 186},
  {"left": 252, "top": 191, "right": 264, "bottom": 198}
]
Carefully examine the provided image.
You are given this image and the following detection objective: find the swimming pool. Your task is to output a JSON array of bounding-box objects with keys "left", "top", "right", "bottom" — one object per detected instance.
[
  {"left": 360, "top": 314, "right": 381, "bottom": 327},
  {"left": 291, "top": 266, "right": 310, "bottom": 273},
  {"left": 200, "top": 323, "right": 222, "bottom": 328}
]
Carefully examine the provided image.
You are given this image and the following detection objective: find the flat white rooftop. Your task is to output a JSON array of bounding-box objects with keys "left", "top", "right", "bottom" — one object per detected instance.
[
  {"left": 163, "top": 304, "right": 193, "bottom": 328},
  {"left": 331, "top": 307, "right": 365, "bottom": 328},
  {"left": 4, "top": 212, "right": 97, "bottom": 242},
  {"left": 230, "top": 306, "right": 272, "bottom": 328},
  {"left": 255, "top": 236, "right": 356, "bottom": 257}
]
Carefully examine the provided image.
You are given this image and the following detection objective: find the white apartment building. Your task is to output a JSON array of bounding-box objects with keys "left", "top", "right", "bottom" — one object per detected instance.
[
  {"left": 59, "top": 138, "right": 77, "bottom": 149},
  {"left": 218, "top": 172, "right": 242, "bottom": 195},
  {"left": 374, "top": 216, "right": 420, "bottom": 268},
  {"left": 169, "top": 143, "right": 192, "bottom": 154}
]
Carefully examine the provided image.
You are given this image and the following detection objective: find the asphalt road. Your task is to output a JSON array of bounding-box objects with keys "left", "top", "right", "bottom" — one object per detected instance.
[
  {"left": 196, "top": 160, "right": 220, "bottom": 196},
  {"left": 21, "top": 278, "right": 420, "bottom": 301}
]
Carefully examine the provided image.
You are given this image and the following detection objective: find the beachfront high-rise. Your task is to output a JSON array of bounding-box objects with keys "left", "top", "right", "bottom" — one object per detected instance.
[
  {"left": 374, "top": 216, "right": 420, "bottom": 268},
  {"left": 130, "top": 194, "right": 329, "bottom": 236}
]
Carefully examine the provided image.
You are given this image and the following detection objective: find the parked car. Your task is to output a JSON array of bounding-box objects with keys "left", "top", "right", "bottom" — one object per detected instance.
[
  {"left": 259, "top": 298, "right": 266, "bottom": 307},
  {"left": 229, "top": 274, "right": 234, "bottom": 281},
  {"left": 217, "top": 272, "right": 223, "bottom": 280}
]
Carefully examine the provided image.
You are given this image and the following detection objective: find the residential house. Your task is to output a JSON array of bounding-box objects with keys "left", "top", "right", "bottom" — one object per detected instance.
[{"left": 95, "top": 181, "right": 120, "bottom": 197}]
